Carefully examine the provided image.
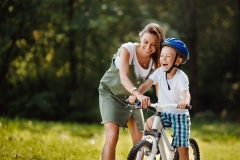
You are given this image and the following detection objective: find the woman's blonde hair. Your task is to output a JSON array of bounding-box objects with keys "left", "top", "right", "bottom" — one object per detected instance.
[{"left": 139, "top": 23, "right": 166, "bottom": 69}]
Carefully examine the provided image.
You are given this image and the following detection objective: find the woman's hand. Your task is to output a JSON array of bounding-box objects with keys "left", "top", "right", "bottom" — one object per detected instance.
[
  {"left": 132, "top": 91, "right": 151, "bottom": 110},
  {"left": 128, "top": 95, "right": 137, "bottom": 104}
]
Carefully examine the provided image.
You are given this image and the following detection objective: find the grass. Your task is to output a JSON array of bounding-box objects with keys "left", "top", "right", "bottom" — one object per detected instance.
[
  {"left": 0, "top": 117, "right": 240, "bottom": 160},
  {"left": 190, "top": 118, "right": 240, "bottom": 159}
]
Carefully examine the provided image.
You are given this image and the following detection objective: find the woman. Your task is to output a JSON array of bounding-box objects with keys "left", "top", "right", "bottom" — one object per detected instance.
[{"left": 98, "top": 23, "right": 166, "bottom": 160}]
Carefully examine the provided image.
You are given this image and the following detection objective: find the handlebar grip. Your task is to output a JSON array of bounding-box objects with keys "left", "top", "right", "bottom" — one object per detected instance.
[
  {"left": 185, "top": 105, "right": 192, "bottom": 110},
  {"left": 125, "top": 98, "right": 141, "bottom": 109},
  {"left": 135, "top": 99, "right": 141, "bottom": 109}
]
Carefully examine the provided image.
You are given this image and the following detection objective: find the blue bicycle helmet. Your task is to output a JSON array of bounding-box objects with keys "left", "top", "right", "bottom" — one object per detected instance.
[{"left": 162, "top": 38, "right": 189, "bottom": 64}]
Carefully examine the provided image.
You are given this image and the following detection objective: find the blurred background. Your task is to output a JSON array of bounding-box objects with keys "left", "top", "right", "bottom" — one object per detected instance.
[{"left": 0, "top": 0, "right": 239, "bottom": 123}]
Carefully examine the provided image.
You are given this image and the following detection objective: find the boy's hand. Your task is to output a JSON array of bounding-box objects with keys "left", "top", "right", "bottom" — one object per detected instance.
[{"left": 178, "top": 101, "right": 189, "bottom": 109}]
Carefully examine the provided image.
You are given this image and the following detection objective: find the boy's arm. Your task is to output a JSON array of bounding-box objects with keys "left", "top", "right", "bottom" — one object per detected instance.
[
  {"left": 137, "top": 79, "right": 154, "bottom": 94},
  {"left": 178, "top": 90, "right": 191, "bottom": 109},
  {"left": 128, "top": 79, "right": 154, "bottom": 105}
]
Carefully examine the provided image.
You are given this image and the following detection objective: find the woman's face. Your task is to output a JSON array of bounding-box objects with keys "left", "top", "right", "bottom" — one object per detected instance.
[{"left": 140, "top": 32, "right": 157, "bottom": 56}]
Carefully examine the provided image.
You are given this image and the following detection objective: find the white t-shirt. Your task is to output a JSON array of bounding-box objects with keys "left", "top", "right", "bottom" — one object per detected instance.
[
  {"left": 114, "top": 42, "right": 153, "bottom": 81},
  {"left": 149, "top": 67, "right": 189, "bottom": 114}
]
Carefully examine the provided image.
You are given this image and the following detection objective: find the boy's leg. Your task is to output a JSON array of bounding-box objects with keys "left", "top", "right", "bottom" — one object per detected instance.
[
  {"left": 144, "top": 116, "right": 154, "bottom": 131},
  {"left": 170, "top": 113, "right": 190, "bottom": 160},
  {"left": 178, "top": 147, "right": 189, "bottom": 160}
]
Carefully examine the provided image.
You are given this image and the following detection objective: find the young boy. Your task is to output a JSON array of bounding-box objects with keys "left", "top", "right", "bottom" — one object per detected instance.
[{"left": 131, "top": 38, "right": 191, "bottom": 160}]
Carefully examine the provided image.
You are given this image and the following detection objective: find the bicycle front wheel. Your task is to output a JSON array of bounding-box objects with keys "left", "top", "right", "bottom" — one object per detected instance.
[{"left": 127, "top": 140, "right": 154, "bottom": 160}]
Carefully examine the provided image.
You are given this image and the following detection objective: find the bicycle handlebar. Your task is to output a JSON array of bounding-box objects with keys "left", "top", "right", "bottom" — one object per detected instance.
[
  {"left": 125, "top": 99, "right": 141, "bottom": 109},
  {"left": 126, "top": 99, "right": 192, "bottom": 111},
  {"left": 150, "top": 103, "right": 192, "bottom": 112}
]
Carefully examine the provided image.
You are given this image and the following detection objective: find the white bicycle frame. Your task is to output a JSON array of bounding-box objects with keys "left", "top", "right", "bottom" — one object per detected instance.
[{"left": 138, "top": 103, "right": 180, "bottom": 160}]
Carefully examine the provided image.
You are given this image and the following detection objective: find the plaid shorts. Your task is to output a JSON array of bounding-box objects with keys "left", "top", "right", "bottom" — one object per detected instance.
[{"left": 161, "top": 112, "right": 191, "bottom": 148}]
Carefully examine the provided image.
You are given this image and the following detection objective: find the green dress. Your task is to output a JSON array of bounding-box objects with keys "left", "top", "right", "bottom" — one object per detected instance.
[{"left": 99, "top": 55, "right": 152, "bottom": 131}]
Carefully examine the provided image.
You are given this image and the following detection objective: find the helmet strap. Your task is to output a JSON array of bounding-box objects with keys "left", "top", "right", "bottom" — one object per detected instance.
[
  {"left": 165, "top": 53, "right": 178, "bottom": 90},
  {"left": 165, "top": 73, "right": 171, "bottom": 90}
]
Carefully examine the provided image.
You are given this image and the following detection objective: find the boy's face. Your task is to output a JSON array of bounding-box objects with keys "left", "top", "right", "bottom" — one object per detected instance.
[{"left": 160, "top": 46, "right": 182, "bottom": 72}]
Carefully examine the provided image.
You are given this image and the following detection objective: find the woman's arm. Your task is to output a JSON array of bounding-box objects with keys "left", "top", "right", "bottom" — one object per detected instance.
[
  {"left": 119, "top": 47, "right": 136, "bottom": 93},
  {"left": 119, "top": 47, "right": 152, "bottom": 109},
  {"left": 128, "top": 79, "right": 154, "bottom": 106},
  {"left": 137, "top": 79, "right": 154, "bottom": 94}
]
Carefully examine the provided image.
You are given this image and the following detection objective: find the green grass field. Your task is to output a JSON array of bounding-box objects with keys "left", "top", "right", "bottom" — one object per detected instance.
[{"left": 1, "top": 117, "right": 240, "bottom": 160}]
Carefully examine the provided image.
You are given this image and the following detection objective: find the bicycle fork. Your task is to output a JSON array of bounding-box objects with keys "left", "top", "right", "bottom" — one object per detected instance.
[
  {"left": 140, "top": 134, "right": 158, "bottom": 160},
  {"left": 142, "top": 116, "right": 176, "bottom": 160}
]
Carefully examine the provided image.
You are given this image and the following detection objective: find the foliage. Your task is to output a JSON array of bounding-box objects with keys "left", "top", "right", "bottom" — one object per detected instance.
[{"left": 0, "top": 0, "right": 240, "bottom": 121}]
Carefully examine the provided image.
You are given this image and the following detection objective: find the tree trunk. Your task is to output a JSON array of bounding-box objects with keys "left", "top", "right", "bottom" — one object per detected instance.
[
  {"left": 80, "top": 37, "right": 86, "bottom": 103},
  {"left": 237, "top": 0, "right": 240, "bottom": 75},
  {"left": 68, "top": 0, "right": 77, "bottom": 92},
  {"left": 185, "top": 0, "right": 199, "bottom": 111}
]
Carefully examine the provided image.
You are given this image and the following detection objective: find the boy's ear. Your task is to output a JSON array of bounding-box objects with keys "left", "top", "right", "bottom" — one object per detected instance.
[{"left": 176, "top": 56, "right": 183, "bottom": 66}]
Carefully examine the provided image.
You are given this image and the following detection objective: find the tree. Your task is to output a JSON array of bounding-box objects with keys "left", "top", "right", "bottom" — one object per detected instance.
[{"left": 1, "top": 0, "right": 240, "bottom": 122}]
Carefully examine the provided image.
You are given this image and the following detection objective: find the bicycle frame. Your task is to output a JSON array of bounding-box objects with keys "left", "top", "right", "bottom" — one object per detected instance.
[
  {"left": 140, "top": 112, "right": 176, "bottom": 160},
  {"left": 128, "top": 102, "right": 198, "bottom": 160}
]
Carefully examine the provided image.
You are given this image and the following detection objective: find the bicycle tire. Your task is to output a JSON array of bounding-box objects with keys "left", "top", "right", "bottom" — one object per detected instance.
[
  {"left": 173, "top": 138, "right": 200, "bottom": 160},
  {"left": 127, "top": 140, "right": 156, "bottom": 160}
]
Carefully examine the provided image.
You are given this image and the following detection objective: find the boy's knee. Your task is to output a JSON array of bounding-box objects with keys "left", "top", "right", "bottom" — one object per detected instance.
[{"left": 144, "top": 117, "right": 154, "bottom": 130}]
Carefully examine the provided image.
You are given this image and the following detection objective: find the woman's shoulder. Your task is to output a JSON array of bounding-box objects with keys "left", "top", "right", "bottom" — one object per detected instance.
[
  {"left": 121, "top": 42, "right": 138, "bottom": 48},
  {"left": 121, "top": 42, "right": 138, "bottom": 59}
]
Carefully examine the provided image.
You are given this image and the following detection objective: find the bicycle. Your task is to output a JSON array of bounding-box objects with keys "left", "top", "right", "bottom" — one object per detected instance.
[{"left": 127, "top": 102, "right": 200, "bottom": 160}]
